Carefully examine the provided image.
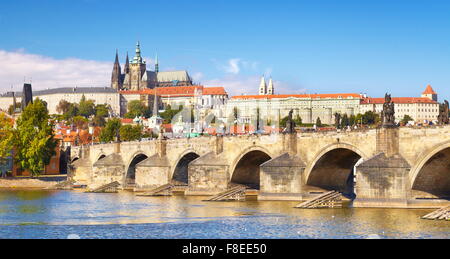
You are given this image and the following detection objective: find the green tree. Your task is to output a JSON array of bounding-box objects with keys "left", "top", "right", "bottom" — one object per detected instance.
[
  {"left": 349, "top": 115, "right": 356, "bottom": 126},
  {"left": 99, "top": 118, "right": 122, "bottom": 143},
  {"left": 0, "top": 113, "right": 14, "bottom": 161},
  {"left": 78, "top": 95, "right": 96, "bottom": 118},
  {"left": 341, "top": 114, "right": 350, "bottom": 128},
  {"left": 120, "top": 125, "right": 143, "bottom": 142},
  {"left": 160, "top": 105, "right": 184, "bottom": 124},
  {"left": 95, "top": 104, "right": 110, "bottom": 118},
  {"left": 362, "top": 111, "right": 379, "bottom": 125},
  {"left": 401, "top": 115, "right": 414, "bottom": 125},
  {"left": 316, "top": 117, "right": 323, "bottom": 127},
  {"left": 13, "top": 98, "right": 57, "bottom": 176},
  {"left": 63, "top": 103, "right": 79, "bottom": 120},
  {"left": 125, "top": 100, "right": 147, "bottom": 119},
  {"left": 294, "top": 114, "right": 302, "bottom": 125},
  {"left": 56, "top": 100, "right": 71, "bottom": 114}
]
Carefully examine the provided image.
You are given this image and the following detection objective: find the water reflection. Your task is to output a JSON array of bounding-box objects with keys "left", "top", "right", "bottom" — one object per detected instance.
[{"left": 0, "top": 190, "right": 448, "bottom": 239}]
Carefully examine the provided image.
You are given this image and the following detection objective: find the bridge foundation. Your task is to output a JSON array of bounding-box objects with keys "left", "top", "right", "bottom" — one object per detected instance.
[
  {"left": 135, "top": 154, "right": 171, "bottom": 192},
  {"left": 91, "top": 153, "right": 125, "bottom": 189},
  {"left": 259, "top": 153, "right": 306, "bottom": 201},
  {"left": 186, "top": 152, "right": 230, "bottom": 195}
]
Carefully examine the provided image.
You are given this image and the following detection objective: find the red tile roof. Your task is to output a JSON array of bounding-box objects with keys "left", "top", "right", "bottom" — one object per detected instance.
[
  {"left": 361, "top": 97, "right": 438, "bottom": 104},
  {"left": 203, "top": 87, "right": 227, "bottom": 96},
  {"left": 231, "top": 93, "right": 361, "bottom": 100},
  {"left": 120, "top": 86, "right": 227, "bottom": 97},
  {"left": 422, "top": 85, "right": 437, "bottom": 95}
]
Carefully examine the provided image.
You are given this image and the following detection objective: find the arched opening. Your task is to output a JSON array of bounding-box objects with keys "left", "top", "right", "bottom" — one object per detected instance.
[
  {"left": 172, "top": 152, "right": 200, "bottom": 184},
  {"left": 412, "top": 147, "right": 450, "bottom": 199},
  {"left": 231, "top": 150, "right": 272, "bottom": 190},
  {"left": 126, "top": 154, "right": 148, "bottom": 187},
  {"left": 97, "top": 155, "right": 106, "bottom": 161},
  {"left": 307, "top": 148, "right": 362, "bottom": 197}
]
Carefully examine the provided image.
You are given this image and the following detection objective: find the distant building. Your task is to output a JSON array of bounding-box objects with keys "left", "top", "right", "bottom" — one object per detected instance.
[
  {"left": 0, "top": 87, "right": 121, "bottom": 116},
  {"left": 227, "top": 92, "right": 362, "bottom": 125},
  {"left": 111, "top": 42, "right": 193, "bottom": 91},
  {"left": 360, "top": 85, "right": 440, "bottom": 123}
]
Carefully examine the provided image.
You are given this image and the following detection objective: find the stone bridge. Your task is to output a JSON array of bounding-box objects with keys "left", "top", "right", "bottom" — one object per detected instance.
[{"left": 70, "top": 126, "right": 450, "bottom": 208}]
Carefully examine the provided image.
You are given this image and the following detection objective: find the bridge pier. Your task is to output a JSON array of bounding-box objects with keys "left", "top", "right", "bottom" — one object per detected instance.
[
  {"left": 353, "top": 153, "right": 411, "bottom": 208},
  {"left": 135, "top": 154, "right": 171, "bottom": 192},
  {"left": 91, "top": 153, "right": 125, "bottom": 189},
  {"left": 186, "top": 152, "right": 230, "bottom": 195},
  {"left": 259, "top": 153, "right": 306, "bottom": 201}
]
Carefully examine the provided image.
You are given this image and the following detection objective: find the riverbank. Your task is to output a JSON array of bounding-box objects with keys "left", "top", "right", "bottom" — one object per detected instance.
[{"left": 0, "top": 176, "right": 66, "bottom": 189}]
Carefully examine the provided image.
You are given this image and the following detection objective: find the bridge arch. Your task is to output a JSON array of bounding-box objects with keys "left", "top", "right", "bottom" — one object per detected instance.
[
  {"left": 305, "top": 143, "right": 367, "bottom": 195},
  {"left": 410, "top": 141, "right": 450, "bottom": 199},
  {"left": 125, "top": 152, "right": 149, "bottom": 187},
  {"left": 171, "top": 150, "right": 200, "bottom": 184},
  {"left": 229, "top": 146, "right": 274, "bottom": 189}
]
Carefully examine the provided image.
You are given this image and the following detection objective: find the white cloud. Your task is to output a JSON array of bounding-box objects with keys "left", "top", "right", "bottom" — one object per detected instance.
[
  {"left": 0, "top": 49, "right": 112, "bottom": 92},
  {"left": 224, "top": 58, "right": 241, "bottom": 74}
]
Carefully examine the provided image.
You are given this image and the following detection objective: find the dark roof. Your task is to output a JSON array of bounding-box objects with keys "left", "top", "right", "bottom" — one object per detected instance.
[{"left": 1, "top": 87, "right": 118, "bottom": 97}]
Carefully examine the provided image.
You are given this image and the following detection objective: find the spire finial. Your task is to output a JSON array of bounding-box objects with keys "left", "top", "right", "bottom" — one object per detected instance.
[{"left": 155, "top": 52, "right": 159, "bottom": 73}]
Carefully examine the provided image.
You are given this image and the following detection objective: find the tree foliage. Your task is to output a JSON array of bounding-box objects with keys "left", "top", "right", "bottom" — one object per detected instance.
[
  {"left": 119, "top": 125, "right": 143, "bottom": 142},
  {"left": 401, "top": 114, "right": 414, "bottom": 125},
  {"left": 78, "top": 95, "right": 96, "bottom": 118},
  {"left": 125, "top": 100, "right": 150, "bottom": 119},
  {"left": 0, "top": 113, "right": 14, "bottom": 161},
  {"left": 99, "top": 118, "right": 122, "bottom": 143},
  {"left": 13, "top": 98, "right": 57, "bottom": 176},
  {"left": 316, "top": 117, "right": 323, "bottom": 127},
  {"left": 160, "top": 105, "right": 184, "bottom": 124}
]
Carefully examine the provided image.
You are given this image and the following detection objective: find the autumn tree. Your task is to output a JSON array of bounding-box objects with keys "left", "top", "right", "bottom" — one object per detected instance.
[
  {"left": 13, "top": 98, "right": 57, "bottom": 176},
  {"left": 0, "top": 113, "right": 14, "bottom": 164}
]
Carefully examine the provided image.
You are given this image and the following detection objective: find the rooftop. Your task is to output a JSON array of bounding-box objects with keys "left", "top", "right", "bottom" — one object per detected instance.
[
  {"left": 361, "top": 97, "right": 438, "bottom": 104},
  {"left": 231, "top": 93, "right": 362, "bottom": 100},
  {"left": 422, "top": 85, "right": 437, "bottom": 95}
]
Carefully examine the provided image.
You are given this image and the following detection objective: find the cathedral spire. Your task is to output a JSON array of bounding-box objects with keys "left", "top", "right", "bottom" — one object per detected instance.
[
  {"left": 268, "top": 77, "right": 275, "bottom": 95},
  {"left": 155, "top": 52, "right": 159, "bottom": 73},
  {"left": 132, "top": 41, "right": 144, "bottom": 64},
  {"left": 124, "top": 52, "right": 130, "bottom": 74},
  {"left": 111, "top": 50, "right": 122, "bottom": 90},
  {"left": 114, "top": 49, "right": 119, "bottom": 64},
  {"left": 259, "top": 75, "right": 267, "bottom": 95}
]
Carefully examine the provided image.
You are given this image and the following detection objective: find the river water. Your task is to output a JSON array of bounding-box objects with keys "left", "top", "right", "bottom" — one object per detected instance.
[{"left": 0, "top": 189, "right": 448, "bottom": 239}]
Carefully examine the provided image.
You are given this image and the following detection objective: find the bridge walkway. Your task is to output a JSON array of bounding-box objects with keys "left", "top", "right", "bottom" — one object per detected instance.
[
  {"left": 295, "top": 191, "right": 343, "bottom": 209},
  {"left": 422, "top": 205, "right": 450, "bottom": 220},
  {"left": 87, "top": 181, "right": 121, "bottom": 193}
]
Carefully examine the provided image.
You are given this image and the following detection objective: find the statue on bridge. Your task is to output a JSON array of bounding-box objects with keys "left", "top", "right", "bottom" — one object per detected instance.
[
  {"left": 334, "top": 113, "right": 341, "bottom": 129},
  {"left": 382, "top": 93, "right": 397, "bottom": 128},
  {"left": 438, "top": 100, "right": 449, "bottom": 125},
  {"left": 285, "top": 109, "right": 296, "bottom": 134}
]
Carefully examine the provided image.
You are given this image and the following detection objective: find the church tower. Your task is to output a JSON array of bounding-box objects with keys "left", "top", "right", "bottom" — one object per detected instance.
[
  {"left": 111, "top": 50, "right": 122, "bottom": 90},
  {"left": 267, "top": 77, "right": 275, "bottom": 95},
  {"left": 129, "top": 41, "right": 147, "bottom": 90},
  {"left": 259, "top": 76, "right": 267, "bottom": 95},
  {"left": 422, "top": 84, "right": 438, "bottom": 102}
]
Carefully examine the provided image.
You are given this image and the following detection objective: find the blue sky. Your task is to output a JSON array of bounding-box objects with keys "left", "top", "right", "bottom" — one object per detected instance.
[{"left": 0, "top": 0, "right": 449, "bottom": 100}]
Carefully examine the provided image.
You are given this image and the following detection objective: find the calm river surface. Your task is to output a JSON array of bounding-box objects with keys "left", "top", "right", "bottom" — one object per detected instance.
[{"left": 0, "top": 189, "right": 448, "bottom": 239}]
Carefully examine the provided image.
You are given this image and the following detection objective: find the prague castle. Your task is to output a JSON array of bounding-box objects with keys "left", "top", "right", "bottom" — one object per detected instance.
[{"left": 111, "top": 42, "right": 193, "bottom": 90}]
